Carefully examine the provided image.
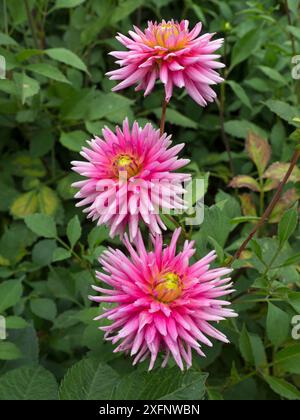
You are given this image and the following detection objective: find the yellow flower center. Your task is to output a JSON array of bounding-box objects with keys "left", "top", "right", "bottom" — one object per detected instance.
[
  {"left": 152, "top": 22, "right": 187, "bottom": 51},
  {"left": 112, "top": 154, "right": 141, "bottom": 179},
  {"left": 153, "top": 272, "right": 182, "bottom": 303}
]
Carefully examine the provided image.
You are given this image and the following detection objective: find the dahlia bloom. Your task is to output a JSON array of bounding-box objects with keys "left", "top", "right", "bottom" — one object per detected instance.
[
  {"left": 90, "top": 229, "right": 237, "bottom": 370},
  {"left": 71, "top": 119, "right": 190, "bottom": 240},
  {"left": 107, "top": 20, "right": 224, "bottom": 106}
]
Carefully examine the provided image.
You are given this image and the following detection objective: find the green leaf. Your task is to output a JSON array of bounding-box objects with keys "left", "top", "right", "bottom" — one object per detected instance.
[
  {"left": 59, "top": 130, "right": 87, "bottom": 152},
  {"left": 30, "top": 298, "right": 57, "bottom": 321},
  {"left": 278, "top": 205, "right": 298, "bottom": 246},
  {"left": 267, "top": 303, "right": 290, "bottom": 347},
  {"left": 53, "top": 0, "right": 86, "bottom": 9},
  {"left": 111, "top": 0, "right": 145, "bottom": 24},
  {"left": 14, "top": 73, "right": 40, "bottom": 104},
  {"left": 59, "top": 358, "right": 120, "bottom": 400},
  {"left": 275, "top": 345, "right": 300, "bottom": 374},
  {"left": 26, "top": 63, "right": 70, "bottom": 84},
  {"left": 264, "top": 162, "right": 300, "bottom": 183},
  {"left": 87, "top": 92, "right": 133, "bottom": 122},
  {"left": 246, "top": 131, "right": 271, "bottom": 176},
  {"left": 227, "top": 80, "right": 251, "bottom": 109},
  {"left": 25, "top": 213, "right": 57, "bottom": 238},
  {"left": 0, "top": 366, "right": 58, "bottom": 400},
  {"left": 67, "top": 215, "right": 82, "bottom": 248},
  {"left": 224, "top": 120, "right": 267, "bottom": 139},
  {"left": 0, "top": 342, "right": 22, "bottom": 360},
  {"left": 264, "top": 376, "right": 300, "bottom": 400},
  {"left": 153, "top": 108, "right": 198, "bottom": 129},
  {"left": 259, "top": 66, "right": 287, "bottom": 85},
  {"left": 239, "top": 325, "right": 267, "bottom": 367},
  {"left": 5, "top": 316, "right": 28, "bottom": 329},
  {"left": 289, "top": 292, "right": 300, "bottom": 312},
  {"left": 52, "top": 247, "right": 71, "bottom": 262},
  {"left": 229, "top": 175, "right": 261, "bottom": 192},
  {"left": 45, "top": 48, "right": 88, "bottom": 73},
  {"left": 0, "top": 280, "right": 23, "bottom": 313},
  {"left": 231, "top": 29, "right": 261, "bottom": 69},
  {"left": 10, "top": 191, "right": 38, "bottom": 218},
  {"left": 32, "top": 239, "right": 56, "bottom": 266},
  {"left": 113, "top": 368, "right": 207, "bottom": 400},
  {"left": 0, "top": 32, "right": 18, "bottom": 46},
  {"left": 37, "top": 186, "right": 60, "bottom": 216},
  {"left": 263, "top": 100, "right": 298, "bottom": 124}
]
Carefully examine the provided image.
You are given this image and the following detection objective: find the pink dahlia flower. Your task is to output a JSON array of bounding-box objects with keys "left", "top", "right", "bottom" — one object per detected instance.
[
  {"left": 107, "top": 20, "right": 224, "bottom": 106},
  {"left": 71, "top": 119, "right": 190, "bottom": 240},
  {"left": 90, "top": 229, "right": 237, "bottom": 370}
]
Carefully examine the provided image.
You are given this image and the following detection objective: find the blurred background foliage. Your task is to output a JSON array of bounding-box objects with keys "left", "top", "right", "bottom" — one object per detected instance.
[{"left": 0, "top": 0, "right": 300, "bottom": 401}]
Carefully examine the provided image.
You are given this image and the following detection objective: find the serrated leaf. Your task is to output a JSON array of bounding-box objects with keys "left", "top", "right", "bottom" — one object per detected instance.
[
  {"left": 52, "top": 247, "right": 71, "bottom": 262},
  {"left": 229, "top": 175, "right": 261, "bottom": 192},
  {"left": 0, "top": 280, "right": 23, "bottom": 313},
  {"left": 59, "top": 358, "right": 119, "bottom": 400},
  {"left": 275, "top": 344, "right": 300, "bottom": 374},
  {"left": 246, "top": 131, "right": 271, "bottom": 175},
  {"left": 53, "top": 0, "right": 86, "bottom": 9},
  {"left": 67, "top": 215, "right": 81, "bottom": 248},
  {"left": 10, "top": 191, "right": 38, "bottom": 218},
  {"left": 0, "top": 366, "right": 58, "bottom": 400},
  {"left": 0, "top": 32, "right": 18, "bottom": 46},
  {"left": 45, "top": 48, "right": 88, "bottom": 73},
  {"left": 263, "top": 100, "right": 298, "bottom": 124},
  {"left": 37, "top": 186, "right": 60, "bottom": 216},
  {"left": 239, "top": 325, "right": 267, "bottom": 368},
  {"left": 5, "top": 316, "right": 28, "bottom": 329},
  {"left": 259, "top": 66, "right": 287, "bottom": 85},
  {"left": 153, "top": 108, "right": 198, "bottom": 128},
  {"left": 231, "top": 29, "right": 262, "bottom": 69},
  {"left": 264, "top": 376, "right": 300, "bottom": 400},
  {"left": 0, "top": 342, "right": 22, "bottom": 360},
  {"left": 14, "top": 73, "right": 40, "bottom": 104},
  {"left": 240, "top": 193, "right": 257, "bottom": 217},
  {"left": 25, "top": 213, "right": 57, "bottom": 238},
  {"left": 267, "top": 303, "right": 290, "bottom": 347},
  {"left": 227, "top": 80, "right": 251, "bottom": 109},
  {"left": 113, "top": 368, "right": 207, "bottom": 400},
  {"left": 30, "top": 298, "right": 57, "bottom": 321},
  {"left": 59, "top": 130, "right": 87, "bottom": 152},
  {"left": 278, "top": 205, "right": 298, "bottom": 245},
  {"left": 27, "top": 63, "right": 70, "bottom": 84},
  {"left": 264, "top": 162, "right": 300, "bottom": 183}
]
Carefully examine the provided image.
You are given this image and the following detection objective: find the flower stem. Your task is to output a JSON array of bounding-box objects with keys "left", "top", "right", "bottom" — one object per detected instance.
[
  {"left": 160, "top": 99, "right": 168, "bottom": 136},
  {"left": 3, "top": 0, "right": 8, "bottom": 34},
  {"left": 231, "top": 149, "right": 300, "bottom": 263},
  {"left": 24, "top": 0, "right": 40, "bottom": 50},
  {"left": 284, "top": 0, "right": 296, "bottom": 56}
]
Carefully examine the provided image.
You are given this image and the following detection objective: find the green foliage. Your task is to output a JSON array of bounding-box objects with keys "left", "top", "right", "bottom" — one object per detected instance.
[{"left": 0, "top": 0, "right": 300, "bottom": 401}]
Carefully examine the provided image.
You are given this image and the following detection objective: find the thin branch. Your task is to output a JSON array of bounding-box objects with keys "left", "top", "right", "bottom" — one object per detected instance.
[
  {"left": 3, "top": 0, "right": 8, "bottom": 34},
  {"left": 24, "top": 0, "right": 40, "bottom": 50},
  {"left": 160, "top": 99, "right": 168, "bottom": 136},
  {"left": 284, "top": 0, "right": 297, "bottom": 56},
  {"left": 231, "top": 149, "right": 300, "bottom": 263}
]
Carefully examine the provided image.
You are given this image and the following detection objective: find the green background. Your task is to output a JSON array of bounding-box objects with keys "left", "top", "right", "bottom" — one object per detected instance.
[{"left": 0, "top": 0, "right": 300, "bottom": 401}]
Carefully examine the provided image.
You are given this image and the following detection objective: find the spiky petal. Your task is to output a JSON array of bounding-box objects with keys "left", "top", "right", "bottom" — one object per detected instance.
[
  {"left": 90, "top": 229, "right": 237, "bottom": 370},
  {"left": 71, "top": 119, "right": 190, "bottom": 240},
  {"left": 107, "top": 20, "right": 224, "bottom": 106}
]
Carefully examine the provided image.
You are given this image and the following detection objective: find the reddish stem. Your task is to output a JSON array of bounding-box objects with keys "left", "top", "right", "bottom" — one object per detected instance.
[
  {"left": 160, "top": 99, "right": 168, "bottom": 136},
  {"left": 231, "top": 149, "right": 300, "bottom": 263}
]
